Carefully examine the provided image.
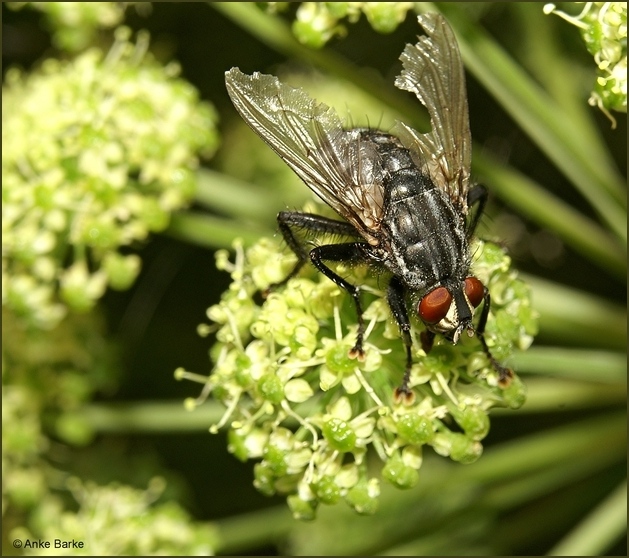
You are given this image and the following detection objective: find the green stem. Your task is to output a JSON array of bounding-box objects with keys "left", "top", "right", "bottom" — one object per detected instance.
[
  {"left": 547, "top": 480, "right": 627, "bottom": 556},
  {"left": 493, "top": 377, "right": 625, "bottom": 414},
  {"left": 167, "top": 211, "right": 267, "bottom": 249},
  {"left": 79, "top": 401, "right": 226, "bottom": 433},
  {"left": 512, "top": 346, "right": 626, "bottom": 383},
  {"left": 460, "top": 410, "right": 625, "bottom": 484},
  {"left": 515, "top": 4, "right": 588, "bottom": 117},
  {"left": 493, "top": 479, "right": 623, "bottom": 555},
  {"left": 214, "top": 506, "right": 294, "bottom": 555},
  {"left": 483, "top": 444, "right": 624, "bottom": 511},
  {"left": 522, "top": 274, "right": 627, "bottom": 350},
  {"left": 194, "top": 168, "right": 279, "bottom": 224}
]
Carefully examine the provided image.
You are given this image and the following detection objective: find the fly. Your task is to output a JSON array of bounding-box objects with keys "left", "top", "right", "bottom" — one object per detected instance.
[{"left": 225, "top": 13, "right": 513, "bottom": 400}]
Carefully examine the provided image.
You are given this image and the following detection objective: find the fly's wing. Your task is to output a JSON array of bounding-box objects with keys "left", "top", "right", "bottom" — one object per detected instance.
[
  {"left": 225, "top": 68, "right": 385, "bottom": 245},
  {"left": 394, "top": 13, "right": 471, "bottom": 214}
]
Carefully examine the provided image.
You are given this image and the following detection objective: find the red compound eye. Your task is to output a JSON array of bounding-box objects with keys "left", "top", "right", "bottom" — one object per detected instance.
[
  {"left": 464, "top": 277, "right": 484, "bottom": 308},
  {"left": 418, "top": 287, "right": 452, "bottom": 324}
]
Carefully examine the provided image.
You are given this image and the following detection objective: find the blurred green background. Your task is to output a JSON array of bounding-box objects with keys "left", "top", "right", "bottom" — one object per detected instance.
[{"left": 2, "top": 2, "right": 626, "bottom": 555}]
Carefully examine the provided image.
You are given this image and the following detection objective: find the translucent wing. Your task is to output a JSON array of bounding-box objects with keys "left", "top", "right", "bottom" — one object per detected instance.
[
  {"left": 394, "top": 13, "right": 471, "bottom": 213},
  {"left": 225, "top": 68, "right": 386, "bottom": 245}
]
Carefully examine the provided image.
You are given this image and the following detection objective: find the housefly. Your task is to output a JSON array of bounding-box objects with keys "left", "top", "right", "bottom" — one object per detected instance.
[{"left": 225, "top": 13, "right": 513, "bottom": 400}]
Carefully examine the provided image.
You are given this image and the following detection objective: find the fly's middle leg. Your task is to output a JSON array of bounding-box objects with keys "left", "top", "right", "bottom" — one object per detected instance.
[
  {"left": 309, "top": 242, "right": 371, "bottom": 361},
  {"left": 270, "top": 211, "right": 360, "bottom": 291},
  {"left": 272, "top": 211, "right": 370, "bottom": 360}
]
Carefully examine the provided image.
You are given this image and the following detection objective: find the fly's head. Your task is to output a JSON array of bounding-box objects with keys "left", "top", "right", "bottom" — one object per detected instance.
[{"left": 417, "top": 276, "right": 485, "bottom": 343}]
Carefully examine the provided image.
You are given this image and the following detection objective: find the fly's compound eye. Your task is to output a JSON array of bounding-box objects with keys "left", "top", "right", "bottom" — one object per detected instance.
[
  {"left": 418, "top": 287, "right": 452, "bottom": 324},
  {"left": 464, "top": 277, "right": 484, "bottom": 308}
]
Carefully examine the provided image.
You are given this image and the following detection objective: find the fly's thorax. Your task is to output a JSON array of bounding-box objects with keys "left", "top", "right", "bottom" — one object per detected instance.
[
  {"left": 381, "top": 167, "right": 470, "bottom": 290},
  {"left": 354, "top": 129, "right": 416, "bottom": 174}
]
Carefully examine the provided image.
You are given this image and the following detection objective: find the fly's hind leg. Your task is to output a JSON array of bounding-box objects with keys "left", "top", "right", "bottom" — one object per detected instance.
[{"left": 466, "top": 184, "right": 488, "bottom": 238}]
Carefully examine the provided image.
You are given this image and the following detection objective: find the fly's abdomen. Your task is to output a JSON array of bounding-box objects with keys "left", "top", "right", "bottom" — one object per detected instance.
[{"left": 383, "top": 168, "right": 469, "bottom": 289}]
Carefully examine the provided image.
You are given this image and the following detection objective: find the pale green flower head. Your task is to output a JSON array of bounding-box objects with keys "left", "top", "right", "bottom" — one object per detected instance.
[
  {"left": 180, "top": 205, "right": 537, "bottom": 519},
  {"left": 2, "top": 27, "right": 219, "bottom": 328},
  {"left": 264, "top": 2, "right": 414, "bottom": 48},
  {"left": 2, "top": 309, "right": 120, "bottom": 520},
  {"left": 545, "top": 2, "right": 627, "bottom": 125},
  {"left": 10, "top": 478, "right": 218, "bottom": 555},
  {"left": 7, "top": 2, "right": 139, "bottom": 52}
]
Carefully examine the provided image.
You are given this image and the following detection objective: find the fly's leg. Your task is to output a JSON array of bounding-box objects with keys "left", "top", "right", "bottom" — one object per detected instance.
[
  {"left": 420, "top": 330, "right": 436, "bottom": 354},
  {"left": 466, "top": 184, "right": 488, "bottom": 238},
  {"left": 466, "top": 188, "right": 513, "bottom": 385},
  {"left": 475, "top": 287, "right": 513, "bottom": 386},
  {"left": 387, "top": 276, "right": 415, "bottom": 403},
  {"left": 270, "top": 211, "right": 359, "bottom": 292},
  {"left": 309, "top": 242, "right": 370, "bottom": 361},
  {"left": 272, "top": 211, "right": 370, "bottom": 361}
]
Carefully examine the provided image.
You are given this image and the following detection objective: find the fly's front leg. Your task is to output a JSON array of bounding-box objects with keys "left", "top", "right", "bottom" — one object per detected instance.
[
  {"left": 309, "top": 242, "right": 370, "bottom": 362},
  {"left": 387, "top": 276, "right": 415, "bottom": 403},
  {"left": 475, "top": 287, "right": 513, "bottom": 386},
  {"left": 465, "top": 188, "right": 512, "bottom": 385},
  {"left": 270, "top": 211, "right": 358, "bottom": 293}
]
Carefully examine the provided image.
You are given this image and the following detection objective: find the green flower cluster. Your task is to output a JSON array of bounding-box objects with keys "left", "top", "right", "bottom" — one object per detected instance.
[
  {"left": 545, "top": 2, "right": 627, "bottom": 125},
  {"left": 3, "top": 306, "right": 214, "bottom": 554},
  {"left": 180, "top": 209, "right": 536, "bottom": 519},
  {"left": 10, "top": 478, "right": 218, "bottom": 556},
  {"left": 7, "top": 2, "right": 138, "bottom": 52},
  {"left": 2, "top": 27, "right": 219, "bottom": 329},
  {"left": 2, "top": 310, "right": 118, "bottom": 516},
  {"left": 265, "top": 2, "right": 413, "bottom": 48}
]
